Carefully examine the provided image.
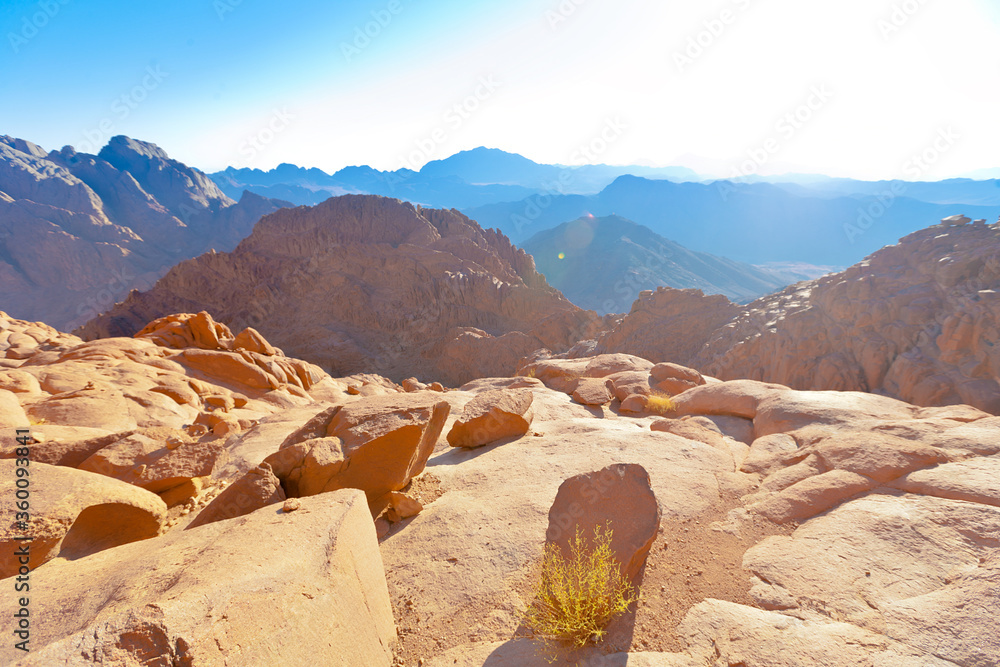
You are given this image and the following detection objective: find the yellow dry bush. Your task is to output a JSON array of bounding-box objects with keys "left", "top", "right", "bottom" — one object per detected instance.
[
  {"left": 646, "top": 392, "right": 676, "bottom": 415},
  {"left": 523, "top": 523, "right": 637, "bottom": 655}
]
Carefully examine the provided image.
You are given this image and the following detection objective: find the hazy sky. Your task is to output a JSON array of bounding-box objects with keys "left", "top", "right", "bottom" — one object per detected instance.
[{"left": 2, "top": 0, "right": 998, "bottom": 179}]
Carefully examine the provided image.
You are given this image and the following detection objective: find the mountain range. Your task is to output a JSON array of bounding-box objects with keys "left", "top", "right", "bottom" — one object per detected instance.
[
  {"left": 0, "top": 135, "right": 289, "bottom": 330},
  {"left": 521, "top": 215, "right": 804, "bottom": 313},
  {"left": 210, "top": 147, "right": 699, "bottom": 210}
]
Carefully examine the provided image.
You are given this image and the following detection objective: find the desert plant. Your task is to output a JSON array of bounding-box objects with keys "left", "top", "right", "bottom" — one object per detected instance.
[
  {"left": 645, "top": 391, "right": 676, "bottom": 415},
  {"left": 523, "top": 523, "right": 637, "bottom": 654}
]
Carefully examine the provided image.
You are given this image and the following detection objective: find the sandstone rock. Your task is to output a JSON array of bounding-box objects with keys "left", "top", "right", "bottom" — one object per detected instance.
[
  {"left": 683, "top": 221, "right": 1000, "bottom": 414},
  {"left": 546, "top": 463, "right": 660, "bottom": 584},
  {"left": 571, "top": 377, "right": 613, "bottom": 406},
  {"left": 680, "top": 599, "right": 955, "bottom": 666},
  {"left": 188, "top": 462, "right": 285, "bottom": 528},
  {"left": 402, "top": 377, "right": 427, "bottom": 392},
  {"left": 0, "top": 388, "right": 27, "bottom": 426},
  {"left": 0, "top": 461, "right": 166, "bottom": 577},
  {"left": 619, "top": 393, "right": 649, "bottom": 414},
  {"left": 0, "top": 490, "right": 395, "bottom": 666},
  {"left": 594, "top": 287, "right": 740, "bottom": 365},
  {"left": 447, "top": 388, "right": 533, "bottom": 448},
  {"left": 158, "top": 477, "right": 204, "bottom": 508},
  {"left": 743, "top": 492, "right": 1000, "bottom": 666},
  {"left": 0, "top": 426, "right": 120, "bottom": 467},
  {"left": 26, "top": 384, "right": 137, "bottom": 430},
  {"left": 267, "top": 394, "right": 450, "bottom": 512},
  {"left": 605, "top": 370, "right": 652, "bottom": 402},
  {"left": 751, "top": 470, "right": 877, "bottom": 523},
  {"left": 740, "top": 433, "right": 799, "bottom": 475},
  {"left": 81, "top": 195, "right": 600, "bottom": 385},
  {"left": 79, "top": 434, "right": 225, "bottom": 493},
  {"left": 650, "top": 419, "right": 727, "bottom": 450},
  {"left": 888, "top": 457, "right": 1000, "bottom": 507},
  {"left": 386, "top": 492, "right": 423, "bottom": 522}
]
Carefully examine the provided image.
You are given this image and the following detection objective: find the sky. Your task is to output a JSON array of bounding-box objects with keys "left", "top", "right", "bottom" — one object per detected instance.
[{"left": 1, "top": 0, "right": 998, "bottom": 180}]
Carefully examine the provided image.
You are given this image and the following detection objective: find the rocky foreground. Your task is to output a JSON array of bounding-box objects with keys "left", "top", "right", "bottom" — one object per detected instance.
[{"left": 1, "top": 310, "right": 998, "bottom": 666}]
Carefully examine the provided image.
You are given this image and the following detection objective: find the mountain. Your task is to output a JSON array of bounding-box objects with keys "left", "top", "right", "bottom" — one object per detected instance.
[
  {"left": 78, "top": 194, "right": 606, "bottom": 385},
  {"left": 209, "top": 147, "right": 699, "bottom": 210},
  {"left": 594, "top": 215, "right": 1000, "bottom": 414},
  {"left": 521, "top": 215, "right": 791, "bottom": 313},
  {"left": 465, "top": 174, "right": 999, "bottom": 266},
  {"left": 0, "top": 135, "right": 290, "bottom": 330},
  {"left": 770, "top": 176, "right": 1000, "bottom": 207}
]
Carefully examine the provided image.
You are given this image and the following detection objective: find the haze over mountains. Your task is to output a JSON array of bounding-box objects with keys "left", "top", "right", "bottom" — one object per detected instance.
[
  {"left": 211, "top": 147, "right": 698, "bottom": 210},
  {"left": 522, "top": 215, "right": 797, "bottom": 313},
  {"left": 213, "top": 146, "right": 1000, "bottom": 270}
]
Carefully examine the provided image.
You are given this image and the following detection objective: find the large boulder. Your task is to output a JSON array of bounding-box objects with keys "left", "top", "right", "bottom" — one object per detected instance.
[
  {"left": 447, "top": 388, "right": 534, "bottom": 448},
  {"left": 79, "top": 433, "right": 226, "bottom": 493},
  {"left": 0, "top": 461, "right": 166, "bottom": 578},
  {"left": 0, "top": 490, "right": 396, "bottom": 666},
  {"left": 266, "top": 394, "right": 449, "bottom": 513},
  {"left": 188, "top": 462, "right": 286, "bottom": 529},
  {"left": 545, "top": 463, "right": 660, "bottom": 584}
]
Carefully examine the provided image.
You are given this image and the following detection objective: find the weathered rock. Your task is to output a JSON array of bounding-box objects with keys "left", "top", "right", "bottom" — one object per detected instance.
[
  {"left": 0, "top": 137, "right": 286, "bottom": 331},
  {"left": 385, "top": 492, "right": 423, "bottom": 522},
  {"left": 79, "top": 434, "right": 225, "bottom": 493},
  {"left": 686, "top": 221, "right": 1000, "bottom": 414},
  {"left": 619, "top": 393, "right": 649, "bottom": 414},
  {"left": 0, "top": 389, "right": 27, "bottom": 426},
  {"left": 447, "top": 388, "right": 533, "bottom": 448},
  {"left": 81, "top": 195, "right": 602, "bottom": 385},
  {"left": 188, "top": 463, "right": 285, "bottom": 528},
  {"left": 888, "top": 457, "right": 1000, "bottom": 507},
  {"left": 546, "top": 463, "right": 660, "bottom": 584},
  {"left": 571, "top": 377, "right": 613, "bottom": 406},
  {"left": 0, "top": 461, "right": 166, "bottom": 578},
  {"left": 0, "top": 490, "right": 395, "bottom": 666},
  {"left": 605, "top": 370, "right": 652, "bottom": 402}
]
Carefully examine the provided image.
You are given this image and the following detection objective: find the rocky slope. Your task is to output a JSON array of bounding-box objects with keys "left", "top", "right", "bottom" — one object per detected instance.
[
  {"left": 79, "top": 195, "right": 606, "bottom": 385},
  {"left": 594, "top": 216, "right": 1000, "bottom": 414},
  {"left": 0, "top": 135, "right": 288, "bottom": 330},
  {"left": 523, "top": 214, "right": 788, "bottom": 313},
  {"left": 1, "top": 312, "right": 997, "bottom": 666}
]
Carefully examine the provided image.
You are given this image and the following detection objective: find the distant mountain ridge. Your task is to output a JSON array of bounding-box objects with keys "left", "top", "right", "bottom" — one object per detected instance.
[
  {"left": 210, "top": 147, "right": 699, "bottom": 209},
  {"left": 467, "top": 174, "right": 999, "bottom": 267},
  {"left": 522, "top": 215, "right": 794, "bottom": 313},
  {"left": 0, "top": 135, "right": 290, "bottom": 329}
]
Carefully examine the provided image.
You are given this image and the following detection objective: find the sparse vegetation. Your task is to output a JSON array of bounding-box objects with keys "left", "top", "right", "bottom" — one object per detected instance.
[
  {"left": 646, "top": 391, "right": 676, "bottom": 415},
  {"left": 523, "top": 523, "right": 637, "bottom": 656},
  {"left": 28, "top": 415, "right": 47, "bottom": 425}
]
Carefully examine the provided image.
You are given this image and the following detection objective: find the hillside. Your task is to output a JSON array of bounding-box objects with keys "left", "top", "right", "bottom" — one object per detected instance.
[
  {"left": 78, "top": 194, "right": 605, "bottom": 385},
  {"left": 522, "top": 214, "right": 790, "bottom": 313},
  {"left": 0, "top": 135, "right": 288, "bottom": 330}
]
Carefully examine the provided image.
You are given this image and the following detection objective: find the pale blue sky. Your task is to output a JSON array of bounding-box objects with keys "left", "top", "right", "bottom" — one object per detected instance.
[{"left": 1, "top": 0, "right": 998, "bottom": 179}]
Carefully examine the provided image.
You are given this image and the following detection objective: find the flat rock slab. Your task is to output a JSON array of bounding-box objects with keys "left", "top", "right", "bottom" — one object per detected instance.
[
  {"left": 0, "top": 490, "right": 395, "bottom": 667},
  {"left": 447, "top": 388, "right": 533, "bottom": 448},
  {"left": 546, "top": 463, "right": 660, "bottom": 584}
]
